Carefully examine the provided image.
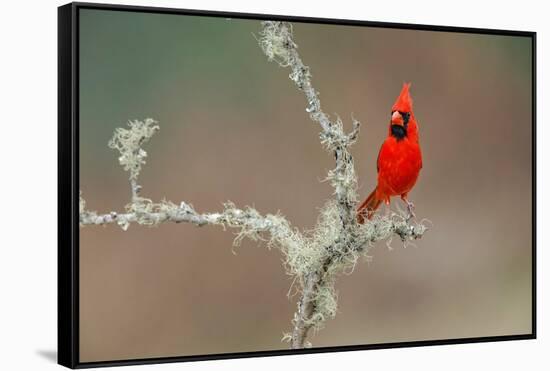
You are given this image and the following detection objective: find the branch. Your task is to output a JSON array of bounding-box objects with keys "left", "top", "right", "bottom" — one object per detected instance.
[
  {"left": 107, "top": 118, "right": 158, "bottom": 203},
  {"left": 258, "top": 21, "right": 360, "bottom": 228},
  {"left": 257, "top": 21, "right": 427, "bottom": 348},
  {"left": 80, "top": 119, "right": 299, "bottom": 245},
  {"left": 80, "top": 197, "right": 288, "bottom": 241},
  {"left": 80, "top": 196, "right": 425, "bottom": 243}
]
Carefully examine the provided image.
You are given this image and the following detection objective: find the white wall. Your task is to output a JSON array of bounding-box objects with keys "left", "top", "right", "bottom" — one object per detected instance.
[{"left": 0, "top": 0, "right": 545, "bottom": 369}]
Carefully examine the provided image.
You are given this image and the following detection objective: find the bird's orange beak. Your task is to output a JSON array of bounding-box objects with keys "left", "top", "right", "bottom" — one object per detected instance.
[{"left": 391, "top": 111, "right": 404, "bottom": 126}]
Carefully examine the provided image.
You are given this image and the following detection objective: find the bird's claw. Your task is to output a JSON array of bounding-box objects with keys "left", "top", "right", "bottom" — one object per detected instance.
[{"left": 406, "top": 201, "right": 416, "bottom": 221}]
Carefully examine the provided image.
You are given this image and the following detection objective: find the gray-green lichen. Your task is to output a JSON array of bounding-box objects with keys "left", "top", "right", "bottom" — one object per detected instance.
[
  {"left": 108, "top": 118, "right": 159, "bottom": 180},
  {"left": 257, "top": 21, "right": 296, "bottom": 67}
]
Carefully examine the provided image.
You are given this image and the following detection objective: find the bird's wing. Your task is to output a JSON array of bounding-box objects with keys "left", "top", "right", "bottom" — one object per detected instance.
[{"left": 376, "top": 144, "right": 382, "bottom": 173}]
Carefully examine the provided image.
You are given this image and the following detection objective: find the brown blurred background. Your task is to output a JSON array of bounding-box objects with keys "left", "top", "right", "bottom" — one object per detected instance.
[{"left": 79, "top": 9, "right": 533, "bottom": 362}]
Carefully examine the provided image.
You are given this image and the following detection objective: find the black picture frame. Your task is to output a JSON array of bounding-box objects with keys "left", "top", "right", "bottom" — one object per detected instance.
[{"left": 58, "top": 2, "right": 537, "bottom": 368}]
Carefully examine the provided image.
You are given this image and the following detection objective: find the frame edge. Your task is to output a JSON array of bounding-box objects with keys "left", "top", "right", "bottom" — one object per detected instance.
[{"left": 58, "top": 2, "right": 79, "bottom": 369}]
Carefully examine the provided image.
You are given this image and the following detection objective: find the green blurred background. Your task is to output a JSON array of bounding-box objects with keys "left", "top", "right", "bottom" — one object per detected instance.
[{"left": 79, "top": 8, "right": 532, "bottom": 362}]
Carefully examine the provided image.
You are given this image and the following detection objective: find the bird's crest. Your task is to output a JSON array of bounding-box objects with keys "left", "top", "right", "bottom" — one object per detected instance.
[{"left": 392, "top": 82, "right": 413, "bottom": 113}]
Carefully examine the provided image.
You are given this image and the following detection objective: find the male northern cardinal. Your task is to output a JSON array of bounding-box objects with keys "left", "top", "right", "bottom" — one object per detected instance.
[{"left": 357, "top": 83, "right": 422, "bottom": 223}]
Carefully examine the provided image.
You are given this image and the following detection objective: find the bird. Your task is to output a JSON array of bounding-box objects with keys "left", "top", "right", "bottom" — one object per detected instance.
[{"left": 357, "top": 83, "right": 423, "bottom": 224}]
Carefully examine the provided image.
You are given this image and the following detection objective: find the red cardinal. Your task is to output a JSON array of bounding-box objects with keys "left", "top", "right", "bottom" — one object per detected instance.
[{"left": 357, "top": 83, "right": 423, "bottom": 223}]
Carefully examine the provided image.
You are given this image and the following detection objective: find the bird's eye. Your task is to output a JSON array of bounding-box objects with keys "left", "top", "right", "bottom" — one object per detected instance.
[{"left": 399, "top": 111, "right": 411, "bottom": 124}]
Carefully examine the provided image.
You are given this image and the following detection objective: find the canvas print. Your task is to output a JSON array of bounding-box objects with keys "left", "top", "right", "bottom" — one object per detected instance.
[{"left": 75, "top": 6, "right": 533, "bottom": 364}]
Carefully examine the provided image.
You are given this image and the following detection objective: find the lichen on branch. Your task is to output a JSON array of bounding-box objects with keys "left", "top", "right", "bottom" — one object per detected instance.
[
  {"left": 108, "top": 118, "right": 159, "bottom": 180},
  {"left": 258, "top": 21, "right": 360, "bottom": 228}
]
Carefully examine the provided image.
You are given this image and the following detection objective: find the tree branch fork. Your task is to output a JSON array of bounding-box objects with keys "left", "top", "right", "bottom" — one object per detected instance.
[{"left": 79, "top": 21, "right": 427, "bottom": 349}]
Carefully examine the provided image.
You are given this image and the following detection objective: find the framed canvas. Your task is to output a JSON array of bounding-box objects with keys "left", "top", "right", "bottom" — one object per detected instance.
[{"left": 58, "top": 2, "right": 536, "bottom": 368}]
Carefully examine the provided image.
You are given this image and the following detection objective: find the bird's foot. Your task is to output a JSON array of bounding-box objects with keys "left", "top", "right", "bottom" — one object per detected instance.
[{"left": 406, "top": 201, "right": 416, "bottom": 221}]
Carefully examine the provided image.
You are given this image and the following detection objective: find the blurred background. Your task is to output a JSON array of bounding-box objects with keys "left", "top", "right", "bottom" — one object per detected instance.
[{"left": 79, "top": 8, "right": 532, "bottom": 362}]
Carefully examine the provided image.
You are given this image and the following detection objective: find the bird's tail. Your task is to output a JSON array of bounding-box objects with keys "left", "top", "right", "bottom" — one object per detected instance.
[{"left": 356, "top": 188, "right": 382, "bottom": 224}]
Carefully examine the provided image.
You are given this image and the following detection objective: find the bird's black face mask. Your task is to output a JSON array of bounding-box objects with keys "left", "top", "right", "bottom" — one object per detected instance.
[{"left": 390, "top": 111, "right": 410, "bottom": 140}]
